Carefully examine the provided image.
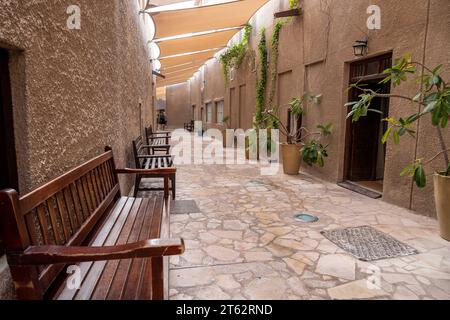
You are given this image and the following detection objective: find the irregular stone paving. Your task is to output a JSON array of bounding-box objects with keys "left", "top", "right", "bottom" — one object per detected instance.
[{"left": 143, "top": 138, "right": 450, "bottom": 300}]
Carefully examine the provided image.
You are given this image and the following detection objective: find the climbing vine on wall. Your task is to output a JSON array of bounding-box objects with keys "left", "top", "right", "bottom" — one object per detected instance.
[
  {"left": 267, "top": 19, "right": 284, "bottom": 112},
  {"left": 255, "top": 27, "right": 267, "bottom": 128},
  {"left": 219, "top": 24, "right": 253, "bottom": 83}
]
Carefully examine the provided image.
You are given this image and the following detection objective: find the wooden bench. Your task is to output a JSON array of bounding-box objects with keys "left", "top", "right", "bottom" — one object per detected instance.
[
  {"left": 0, "top": 147, "right": 184, "bottom": 300},
  {"left": 145, "top": 126, "right": 171, "bottom": 155},
  {"left": 133, "top": 136, "right": 176, "bottom": 199}
]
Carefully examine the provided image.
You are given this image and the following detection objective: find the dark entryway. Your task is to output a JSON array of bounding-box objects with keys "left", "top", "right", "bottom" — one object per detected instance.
[
  {"left": 344, "top": 53, "right": 392, "bottom": 196},
  {"left": 0, "top": 48, "right": 19, "bottom": 254}
]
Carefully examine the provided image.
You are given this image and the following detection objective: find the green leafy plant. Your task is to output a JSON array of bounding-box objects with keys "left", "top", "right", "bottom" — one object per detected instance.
[
  {"left": 219, "top": 24, "right": 252, "bottom": 83},
  {"left": 267, "top": 20, "right": 284, "bottom": 110},
  {"left": 222, "top": 115, "right": 230, "bottom": 127},
  {"left": 289, "top": 0, "right": 300, "bottom": 10},
  {"left": 346, "top": 54, "right": 450, "bottom": 188},
  {"left": 264, "top": 93, "right": 332, "bottom": 168},
  {"left": 255, "top": 27, "right": 268, "bottom": 128}
]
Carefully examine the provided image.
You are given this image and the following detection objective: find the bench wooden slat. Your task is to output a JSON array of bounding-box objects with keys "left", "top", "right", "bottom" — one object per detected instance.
[
  {"left": 138, "top": 195, "right": 164, "bottom": 299},
  {"left": 69, "top": 183, "right": 84, "bottom": 226},
  {"left": 36, "top": 205, "right": 51, "bottom": 245},
  {"left": 56, "top": 196, "right": 129, "bottom": 300},
  {"left": 63, "top": 188, "right": 79, "bottom": 232},
  {"left": 75, "top": 180, "right": 89, "bottom": 221},
  {"left": 72, "top": 197, "right": 136, "bottom": 300},
  {"left": 122, "top": 198, "right": 161, "bottom": 300},
  {"left": 46, "top": 198, "right": 63, "bottom": 245},
  {"left": 55, "top": 192, "right": 72, "bottom": 239},
  {"left": 80, "top": 176, "right": 93, "bottom": 214},
  {"left": 90, "top": 197, "right": 144, "bottom": 300},
  {"left": 105, "top": 197, "right": 156, "bottom": 300}
]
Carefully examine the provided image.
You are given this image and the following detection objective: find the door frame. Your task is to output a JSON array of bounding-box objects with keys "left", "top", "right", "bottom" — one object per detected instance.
[
  {"left": 343, "top": 53, "right": 392, "bottom": 183},
  {"left": 0, "top": 48, "right": 19, "bottom": 255}
]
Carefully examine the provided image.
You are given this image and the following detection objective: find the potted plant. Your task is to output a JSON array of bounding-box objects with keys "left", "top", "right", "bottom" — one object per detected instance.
[
  {"left": 265, "top": 93, "right": 332, "bottom": 175},
  {"left": 346, "top": 54, "right": 450, "bottom": 240},
  {"left": 219, "top": 116, "right": 231, "bottom": 148}
]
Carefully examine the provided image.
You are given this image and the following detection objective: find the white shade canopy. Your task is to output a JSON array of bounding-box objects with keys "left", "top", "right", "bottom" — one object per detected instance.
[
  {"left": 149, "top": 0, "right": 270, "bottom": 87},
  {"left": 149, "top": 0, "right": 268, "bottom": 39},
  {"left": 156, "top": 27, "right": 240, "bottom": 58}
]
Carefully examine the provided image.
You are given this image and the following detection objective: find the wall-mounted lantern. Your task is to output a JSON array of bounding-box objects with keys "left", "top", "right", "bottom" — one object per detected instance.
[{"left": 353, "top": 37, "right": 368, "bottom": 57}]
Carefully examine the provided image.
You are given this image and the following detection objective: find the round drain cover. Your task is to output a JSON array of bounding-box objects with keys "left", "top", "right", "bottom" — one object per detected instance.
[{"left": 295, "top": 213, "right": 319, "bottom": 223}]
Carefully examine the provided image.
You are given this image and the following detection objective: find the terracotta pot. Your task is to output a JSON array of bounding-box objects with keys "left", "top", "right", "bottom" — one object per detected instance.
[
  {"left": 434, "top": 173, "right": 450, "bottom": 241},
  {"left": 281, "top": 143, "right": 301, "bottom": 175}
]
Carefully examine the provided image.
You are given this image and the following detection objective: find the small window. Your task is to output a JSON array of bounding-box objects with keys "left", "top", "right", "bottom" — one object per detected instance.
[
  {"left": 206, "top": 102, "right": 213, "bottom": 123},
  {"left": 216, "top": 100, "right": 224, "bottom": 124}
]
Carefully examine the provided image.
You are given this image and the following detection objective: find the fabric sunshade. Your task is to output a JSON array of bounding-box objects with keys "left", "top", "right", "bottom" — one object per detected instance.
[
  {"left": 150, "top": 0, "right": 269, "bottom": 39},
  {"left": 160, "top": 48, "right": 219, "bottom": 69},
  {"left": 146, "top": 0, "right": 188, "bottom": 8},
  {"left": 161, "top": 60, "right": 206, "bottom": 74},
  {"left": 157, "top": 28, "right": 239, "bottom": 58},
  {"left": 157, "top": 74, "right": 195, "bottom": 87}
]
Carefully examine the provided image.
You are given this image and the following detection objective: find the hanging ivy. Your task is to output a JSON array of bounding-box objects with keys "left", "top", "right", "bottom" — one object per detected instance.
[
  {"left": 219, "top": 24, "right": 253, "bottom": 83},
  {"left": 255, "top": 27, "right": 267, "bottom": 128}
]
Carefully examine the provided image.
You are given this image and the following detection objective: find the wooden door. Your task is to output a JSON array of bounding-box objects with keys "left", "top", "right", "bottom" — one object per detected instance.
[
  {"left": 0, "top": 48, "right": 18, "bottom": 254},
  {"left": 230, "top": 87, "right": 238, "bottom": 129},
  {"left": 277, "top": 71, "right": 294, "bottom": 142},
  {"left": 346, "top": 54, "right": 392, "bottom": 182},
  {"left": 239, "top": 85, "right": 246, "bottom": 129},
  {"left": 348, "top": 85, "right": 386, "bottom": 180}
]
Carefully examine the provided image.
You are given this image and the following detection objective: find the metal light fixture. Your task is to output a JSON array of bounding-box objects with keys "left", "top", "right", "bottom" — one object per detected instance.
[{"left": 353, "top": 37, "right": 368, "bottom": 57}]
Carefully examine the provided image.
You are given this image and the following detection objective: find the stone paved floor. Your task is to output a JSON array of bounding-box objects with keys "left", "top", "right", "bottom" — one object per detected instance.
[{"left": 149, "top": 139, "right": 450, "bottom": 301}]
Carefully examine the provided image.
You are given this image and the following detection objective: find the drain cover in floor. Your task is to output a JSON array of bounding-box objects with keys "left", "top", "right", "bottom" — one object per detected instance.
[
  {"left": 171, "top": 200, "right": 201, "bottom": 215},
  {"left": 295, "top": 213, "right": 319, "bottom": 223},
  {"left": 321, "top": 226, "right": 419, "bottom": 261}
]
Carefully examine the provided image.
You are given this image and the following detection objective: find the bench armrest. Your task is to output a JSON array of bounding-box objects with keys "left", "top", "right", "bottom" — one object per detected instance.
[
  {"left": 115, "top": 168, "right": 176, "bottom": 175},
  {"left": 142, "top": 145, "right": 171, "bottom": 149},
  {"left": 149, "top": 133, "right": 171, "bottom": 137},
  {"left": 8, "top": 239, "right": 185, "bottom": 265},
  {"left": 137, "top": 155, "right": 173, "bottom": 159}
]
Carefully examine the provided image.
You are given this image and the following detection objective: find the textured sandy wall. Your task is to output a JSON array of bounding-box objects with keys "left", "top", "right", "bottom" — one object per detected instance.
[
  {"left": 184, "top": 0, "right": 450, "bottom": 217},
  {"left": 0, "top": 0, "right": 154, "bottom": 299},
  {"left": 166, "top": 82, "right": 192, "bottom": 129}
]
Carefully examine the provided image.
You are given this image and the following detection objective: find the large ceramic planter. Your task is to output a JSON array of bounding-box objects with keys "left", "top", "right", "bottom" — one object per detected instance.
[
  {"left": 434, "top": 173, "right": 450, "bottom": 241},
  {"left": 281, "top": 143, "right": 301, "bottom": 175}
]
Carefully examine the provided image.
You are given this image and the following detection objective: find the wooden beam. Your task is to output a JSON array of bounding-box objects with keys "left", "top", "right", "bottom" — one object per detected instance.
[
  {"left": 274, "top": 8, "right": 301, "bottom": 18},
  {"left": 152, "top": 70, "right": 166, "bottom": 79}
]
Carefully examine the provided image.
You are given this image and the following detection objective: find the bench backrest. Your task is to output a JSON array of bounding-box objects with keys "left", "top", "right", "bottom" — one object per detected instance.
[
  {"left": 145, "top": 126, "right": 154, "bottom": 145},
  {"left": 0, "top": 149, "right": 120, "bottom": 299},
  {"left": 132, "top": 136, "right": 147, "bottom": 169}
]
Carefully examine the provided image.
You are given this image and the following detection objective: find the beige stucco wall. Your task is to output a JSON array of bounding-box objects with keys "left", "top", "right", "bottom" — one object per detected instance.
[
  {"left": 166, "top": 82, "right": 192, "bottom": 129},
  {"left": 168, "top": 0, "right": 450, "bottom": 218},
  {"left": 0, "top": 0, "right": 154, "bottom": 299}
]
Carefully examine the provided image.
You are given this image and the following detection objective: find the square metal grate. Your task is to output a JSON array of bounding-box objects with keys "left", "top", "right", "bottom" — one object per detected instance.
[{"left": 321, "top": 226, "right": 419, "bottom": 261}]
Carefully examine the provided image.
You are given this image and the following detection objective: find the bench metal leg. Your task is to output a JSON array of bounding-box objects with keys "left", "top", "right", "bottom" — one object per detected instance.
[
  {"left": 134, "top": 175, "right": 142, "bottom": 197},
  {"left": 171, "top": 174, "right": 176, "bottom": 200}
]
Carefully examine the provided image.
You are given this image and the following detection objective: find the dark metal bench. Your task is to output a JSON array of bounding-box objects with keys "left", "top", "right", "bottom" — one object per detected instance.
[
  {"left": 0, "top": 147, "right": 184, "bottom": 300},
  {"left": 145, "top": 126, "right": 171, "bottom": 155},
  {"left": 132, "top": 136, "right": 176, "bottom": 200}
]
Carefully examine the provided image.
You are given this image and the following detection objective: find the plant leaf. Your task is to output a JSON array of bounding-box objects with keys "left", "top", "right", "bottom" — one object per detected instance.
[
  {"left": 382, "top": 127, "right": 392, "bottom": 144},
  {"left": 414, "top": 165, "right": 427, "bottom": 188},
  {"left": 393, "top": 130, "right": 400, "bottom": 145}
]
